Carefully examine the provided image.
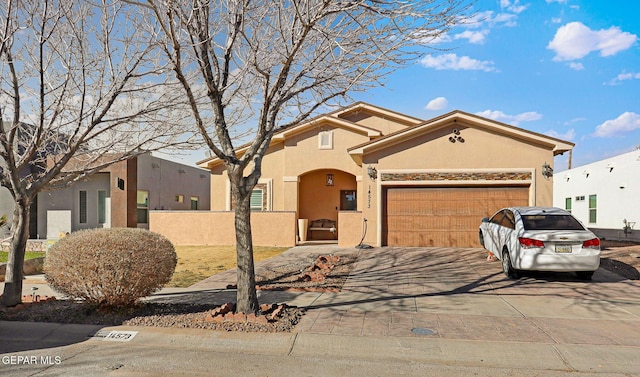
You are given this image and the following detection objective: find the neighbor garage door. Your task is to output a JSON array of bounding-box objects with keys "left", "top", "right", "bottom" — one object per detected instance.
[{"left": 383, "top": 186, "right": 529, "bottom": 247}]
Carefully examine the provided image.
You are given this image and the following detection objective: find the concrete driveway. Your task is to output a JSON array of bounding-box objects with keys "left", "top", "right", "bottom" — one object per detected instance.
[
  {"left": 256, "top": 246, "right": 640, "bottom": 373},
  {"left": 292, "top": 247, "right": 640, "bottom": 336}
]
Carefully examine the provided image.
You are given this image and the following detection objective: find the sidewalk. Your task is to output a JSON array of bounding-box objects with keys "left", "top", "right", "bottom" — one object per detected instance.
[{"left": 2, "top": 245, "right": 640, "bottom": 375}]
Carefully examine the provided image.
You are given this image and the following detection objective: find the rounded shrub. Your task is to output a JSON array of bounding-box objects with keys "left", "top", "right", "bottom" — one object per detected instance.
[{"left": 44, "top": 228, "right": 177, "bottom": 308}]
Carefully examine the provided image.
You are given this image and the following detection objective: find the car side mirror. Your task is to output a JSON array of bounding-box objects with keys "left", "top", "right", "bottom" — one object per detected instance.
[{"left": 481, "top": 217, "right": 490, "bottom": 223}]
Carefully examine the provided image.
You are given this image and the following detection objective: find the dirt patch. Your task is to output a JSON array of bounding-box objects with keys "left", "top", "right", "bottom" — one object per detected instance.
[
  {"left": 599, "top": 240, "right": 640, "bottom": 280},
  {"left": 256, "top": 253, "right": 356, "bottom": 292}
]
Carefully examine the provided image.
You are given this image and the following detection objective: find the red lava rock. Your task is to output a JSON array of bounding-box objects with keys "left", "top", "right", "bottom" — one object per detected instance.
[
  {"left": 260, "top": 303, "right": 276, "bottom": 312},
  {"left": 232, "top": 312, "right": 247, "bottom": 322},
  {"left": 269, "top": 305, "right": 285, "bottom": 321}
]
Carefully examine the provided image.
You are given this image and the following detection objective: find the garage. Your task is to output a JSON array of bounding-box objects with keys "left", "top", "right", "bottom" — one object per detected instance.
[{"left": 383, "top": 186, "right": 529, "bottom": 247}]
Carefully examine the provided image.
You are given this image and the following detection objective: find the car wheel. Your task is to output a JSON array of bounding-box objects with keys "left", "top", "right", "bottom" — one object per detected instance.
[
  {"left": 478, "top": 231, "right": 485, "bottom": 248},
  {"left": 502, "top": 248, "right": 519, "bottom": 279},
  {"left": 576, "top": 271, "right": 594, "bottom": 280}
]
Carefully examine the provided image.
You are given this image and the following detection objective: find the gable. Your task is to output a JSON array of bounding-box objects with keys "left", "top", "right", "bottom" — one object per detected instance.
[
  {"left": 366, "top": 123, "right": 554, "bottom": 170},
  {"left": 349, "top": 111, "right": 574, "bottom": 165},
  {"left": 334, "top": 103, "right": 423, "bottom": 135}
]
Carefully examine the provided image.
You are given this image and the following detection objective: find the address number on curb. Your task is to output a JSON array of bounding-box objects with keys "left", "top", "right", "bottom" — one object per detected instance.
[{"left": 91, "top": 330, "right": 138, "bottom": 342}]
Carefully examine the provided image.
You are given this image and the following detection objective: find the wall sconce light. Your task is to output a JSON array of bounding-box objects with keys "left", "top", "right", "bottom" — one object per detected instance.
[
  {"left": 583, "top": 170, "right": 590, "bottom": 178},
  {"left": 541, "top": 162, "right": 553, "bottom": 179},
  {"left": 367, "top": 166, "right": 377, "bottom": 181},
  {"left": 448, "top": 128, "right": 465, "bottom": 143},
  {"left": 606, "top": 164, "right": 615, "bottom": 172}
]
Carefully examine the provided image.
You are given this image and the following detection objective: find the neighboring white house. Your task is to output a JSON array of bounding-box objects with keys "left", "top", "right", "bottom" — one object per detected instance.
[{"left": 553, "top": 149, "right": 640, "bottom": 242}]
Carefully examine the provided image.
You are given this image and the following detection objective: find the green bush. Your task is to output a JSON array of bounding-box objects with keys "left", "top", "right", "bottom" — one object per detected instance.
[{"left": 44, "top": 228, "right": 177, "bottom": 308}]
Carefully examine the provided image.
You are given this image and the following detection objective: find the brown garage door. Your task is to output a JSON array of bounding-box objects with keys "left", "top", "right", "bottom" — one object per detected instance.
[{"left": 383, "top": 186, "right": 529, "bottom": 247}]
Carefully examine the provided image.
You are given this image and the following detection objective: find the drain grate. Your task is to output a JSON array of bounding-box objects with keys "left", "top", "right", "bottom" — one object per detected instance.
[{"left": 411, "top": 327, "right": 436, "bottom": 336}]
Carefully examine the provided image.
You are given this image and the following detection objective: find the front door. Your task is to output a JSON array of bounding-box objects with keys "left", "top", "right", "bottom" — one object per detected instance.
[{"left": 340, "top": 190, "right": 357, "bottom": 211}]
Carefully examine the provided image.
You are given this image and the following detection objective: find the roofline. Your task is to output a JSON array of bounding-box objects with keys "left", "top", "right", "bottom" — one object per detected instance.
[
  {"left": 196, "top": 110, "right": 383, "bottom": 168},
  {"left": 331, "top": 101, "right": 424, "bottom": 125},
  {"left": 348, "top": 110, "right": 575, "bottom": 156}
]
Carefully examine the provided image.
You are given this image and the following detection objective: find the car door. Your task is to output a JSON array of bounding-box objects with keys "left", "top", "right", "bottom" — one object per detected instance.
[
  {"left": 498, "top": 209, "right": 518, "bottom": 258},
  {"left": 483, "top": 210, "right": 505, "bottom": 254}
]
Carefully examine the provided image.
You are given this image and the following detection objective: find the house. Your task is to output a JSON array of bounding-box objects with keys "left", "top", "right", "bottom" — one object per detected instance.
[
  {"left": 151, "top": 102, "right": 573, "bottom": 248},
  {"left": 32, "top": 153, "right": 210, "bottom": 239},
  {"left": 0, "top": 121, "right": 72, "bottom": 240},
  {"left": 553, "top": 149, "right": 640, "bottom": 242}
]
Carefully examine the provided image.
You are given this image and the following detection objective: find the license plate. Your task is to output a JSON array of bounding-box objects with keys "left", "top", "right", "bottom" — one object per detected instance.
[{"left": 555, "top": 245, "right": 572, "bottom": 253}]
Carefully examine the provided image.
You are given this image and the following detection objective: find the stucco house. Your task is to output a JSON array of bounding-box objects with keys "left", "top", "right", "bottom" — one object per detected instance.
[
  {"left": 553, "top": 149, "right": 640, "bottom": 242},
  {"left": 0, "top": 152, "right": 211, "bottom": 241},
  {"left": 152, "top": 102, "right": 573, "bottom": 248}
]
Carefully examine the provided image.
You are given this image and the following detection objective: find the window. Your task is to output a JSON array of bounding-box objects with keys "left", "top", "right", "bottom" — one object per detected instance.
[
  {"left": 565, "top": 197, "right": 572, "bottom": 213},
  {"left": 175, "top": 194, "right": 184, "bottom": 203},
  {"left": 98, "top": 190, "right": 107, "bottom": 224},
  {"left": 318, "top": 130, "right": 333, "bottom": 150},
  {"left": 340, "top": 190, "right": 357, "bottom": 211},
  {"left": 522, "top": 215, "right": 585, "bottom": 231},
  {"left": 589, "top": 194, "right": 597, "bottom": 223},
  {"left": 190, "top": 196, "right": 199, "bottom": 210},
  {"left": 137, "top": 190, "right": 149, "bottom": 224},
  {"left": 250, "top": 189, "right": 264, "bottom": 211},
  {"left": 79, "top": 191, "right": 87, "bottom": 224},
  {"left": 499, "top": 210, "right": 516, "bottom": 230}
]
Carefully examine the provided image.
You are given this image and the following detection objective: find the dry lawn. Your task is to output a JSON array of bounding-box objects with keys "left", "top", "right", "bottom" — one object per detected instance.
[{"left": 168, "top": 245, "right": 290, "bottom": 287}]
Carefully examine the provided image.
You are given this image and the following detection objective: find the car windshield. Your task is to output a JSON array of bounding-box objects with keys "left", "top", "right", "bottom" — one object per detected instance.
[{"left": 521, "top": 215, "right": 585, "bottom": 231}]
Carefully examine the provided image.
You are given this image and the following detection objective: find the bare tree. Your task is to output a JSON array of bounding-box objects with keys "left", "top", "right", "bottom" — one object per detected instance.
[
  {"left": 133, "top": 0, "right": 471, "bottom": 314},
  {"left": 0, "top": 0, "right": 197, "bottom": 306}
]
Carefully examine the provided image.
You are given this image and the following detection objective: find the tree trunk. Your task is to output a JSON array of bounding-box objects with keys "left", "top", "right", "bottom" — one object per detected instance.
[
  {"left": 233, "top": 189, "right": 259, "bottom": 314},
  {"left": 1, "top": 197, "right": 31, "bottom": 307}
]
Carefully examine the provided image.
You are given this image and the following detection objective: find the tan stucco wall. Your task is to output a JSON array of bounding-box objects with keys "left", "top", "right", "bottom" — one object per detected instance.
[
  {"left": 359, "top": 122, "right": 555, "bottom": 246},
  {"left": 208, "top": 123, "right": 367, "bottom": 212},
  {"left": 298, "top": 169, "right": 357, "bottom": 223},
  {"left": 338, "top": 211, "right": 364, "bottom": 247},
  {"left": 149, "top": 211, "right": 296, "bottom": 247},
  {"left": 204, "top": 115, "right": 560, "bottom": 248}
]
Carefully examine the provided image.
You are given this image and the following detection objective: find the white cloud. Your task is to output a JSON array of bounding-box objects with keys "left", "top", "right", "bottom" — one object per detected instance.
[
  {"left": 548, "top": 22, "right": 637, "bottom": 61},
  {"left": 420, "top": 54, "right": 496, "bottom": 72},
  {"left": 594, "top": 112, "right": 640, "bottom": 137},
  {"left": 500, "top": 0, "right": 529, "bottom": 14},
  {"left": 475, "top": 110, "right": 542, "bottom": 126},
  {"left": 545, "top": 128, "right": 576, "bottom": 140},
  {"left": 464, "top": 11, "right": 518, "bottom": 29},
  {"left": 551, "top": 17, "right": 563, "bottom": 24},
  {"left": 425, "top": 97, "right": 448, "bottom": 111},
  {"left": 454, "top": 30, "right": 489, "bottom": 44},
  {"left": 568, "top": 62, "right": 584, "bottom": 70},
  {"left": 546, "top": 0, "right": 568, "bottom": 3},
  {"left": 605, "top": 72, "right": 640, "bottom": 86},
  {"left": 563, "top": 117, "right": 586, "bottom": 126}
]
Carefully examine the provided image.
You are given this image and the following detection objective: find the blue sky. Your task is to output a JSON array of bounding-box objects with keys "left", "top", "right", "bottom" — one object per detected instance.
[
  {"left": 168, "top": 0, "right": 639, "bottom": 172},
  {"left": 353, "top": 0, "right": 640, "bottom": 172}
]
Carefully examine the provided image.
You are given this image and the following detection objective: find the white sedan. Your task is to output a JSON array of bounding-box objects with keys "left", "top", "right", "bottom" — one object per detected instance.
[{"left": 479, "top": 207, "right": 601, "bottom": 280}]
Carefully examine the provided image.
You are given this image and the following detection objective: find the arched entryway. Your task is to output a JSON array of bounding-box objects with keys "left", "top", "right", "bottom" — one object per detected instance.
[{"left": 298, "top": 169, "right": 356, "bottom": 240}]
